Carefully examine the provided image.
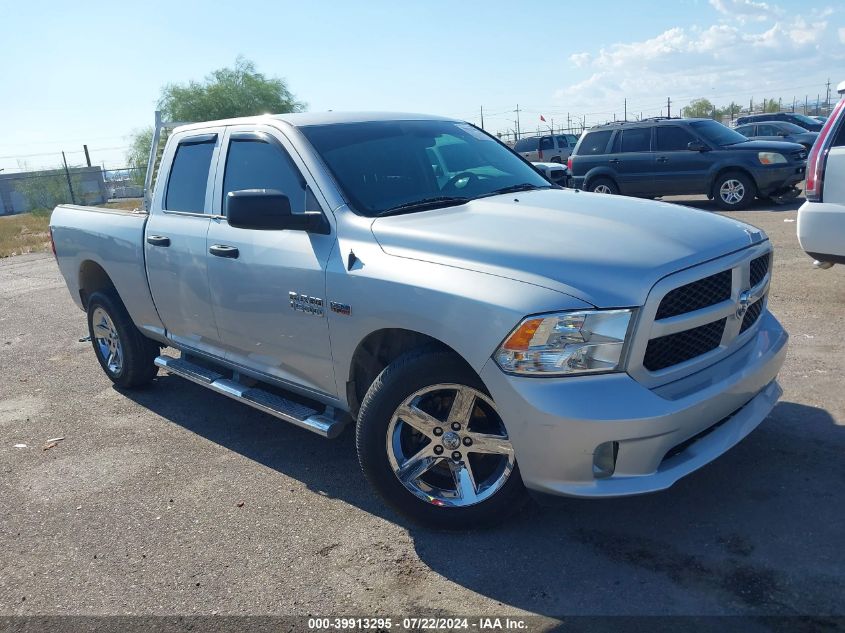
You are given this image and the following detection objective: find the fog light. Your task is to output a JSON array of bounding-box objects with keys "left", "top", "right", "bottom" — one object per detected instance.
[{"left": 593, "top": 441, "right": 619, "bottom": 479}]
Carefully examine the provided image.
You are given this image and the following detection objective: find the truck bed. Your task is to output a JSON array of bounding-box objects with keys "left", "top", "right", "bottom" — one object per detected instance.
[{"left": 50, "top": 204, "right": 164, "bottom": 338}]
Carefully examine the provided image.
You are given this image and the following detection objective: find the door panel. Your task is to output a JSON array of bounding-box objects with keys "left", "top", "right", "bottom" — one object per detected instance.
[
  {"left": 145, "top": 130, "right": 223, "bottom": 354},
  {"left": 612, "top": 128, "right": 654, "bottom": 194},
  {"left": 206, "top": 126, "right": 337, "bottom": 397},
  {"left": 652, "top": 126, "right": 711, "bottom": 194}
]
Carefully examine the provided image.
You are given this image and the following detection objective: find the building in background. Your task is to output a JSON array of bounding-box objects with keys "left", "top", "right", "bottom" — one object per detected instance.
[{"left": 0, "top": 166, "right": 107, "bottom": 215}]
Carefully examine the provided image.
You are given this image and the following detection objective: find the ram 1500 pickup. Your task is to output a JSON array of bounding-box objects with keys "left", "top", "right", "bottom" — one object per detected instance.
[{"left": 50, "top": 112, "right": 788, "bottom": 528}]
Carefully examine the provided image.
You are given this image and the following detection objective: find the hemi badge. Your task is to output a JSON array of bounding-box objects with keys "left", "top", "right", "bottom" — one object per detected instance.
[{"left": 330, "top": 302, "right": 351, "bottom": 316}]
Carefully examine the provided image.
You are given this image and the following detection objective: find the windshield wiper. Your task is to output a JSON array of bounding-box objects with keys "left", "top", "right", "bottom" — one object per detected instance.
[
  {"left": 475, "top": 183, "right": 550, "bottom": 199},
  {"left": 377, "top": 196, "right": 469, "bottom": 217}
]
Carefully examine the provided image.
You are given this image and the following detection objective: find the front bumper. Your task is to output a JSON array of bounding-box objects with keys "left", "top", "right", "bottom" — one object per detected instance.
[
  {"left": 480, "top": 311, "right": 788, "bottom": 498},
  {"left": 754, "top": 163, "right": 805, "bottom": 196}
]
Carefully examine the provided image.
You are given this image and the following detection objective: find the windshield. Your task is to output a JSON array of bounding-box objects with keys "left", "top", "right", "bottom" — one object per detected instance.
[
  {"left": 300, "top": 120, "right": 550, "bottom": 217},
  {"left": 790, "top": 113, "right": 822, "bottom": 126},
  {"left": 689, "top": 120, "right": 749, "bottom": 146}
]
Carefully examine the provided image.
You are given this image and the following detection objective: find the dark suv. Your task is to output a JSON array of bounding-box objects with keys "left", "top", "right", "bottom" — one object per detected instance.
[
  {"left": 568, "top": 118, "right": 807, "bottom": 209},
  {"left": 734, "top": 112, "right": 823, "bottom": 132}
]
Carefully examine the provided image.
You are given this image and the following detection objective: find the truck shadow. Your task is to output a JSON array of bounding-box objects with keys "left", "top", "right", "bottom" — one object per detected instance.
[{"left": 124, "top": 381, "right": 843, "bottom": 616}]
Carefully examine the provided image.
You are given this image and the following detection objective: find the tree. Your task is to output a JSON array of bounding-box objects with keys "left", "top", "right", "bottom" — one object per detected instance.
[
  {"left": 127, "top": 57, "right": 304, "bottom": 185},
  {"left": 717, "top": 101, "right": 743, "bottom": 121},
  {"left": 682, "top": 98, "right": 716, "bottom": 119},
  {"left": 762, "top": 98, "right": 780, "bottom": 113}
]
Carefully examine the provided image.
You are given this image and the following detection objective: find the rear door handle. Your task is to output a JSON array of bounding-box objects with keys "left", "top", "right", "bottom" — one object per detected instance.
[
  {"left": 146, "top": 235, "right": 171, "bottom": 247},
  {"left": 656, "top": 156, "right": 669, "bottom": 163},
  {"left": 608, "top": 158, "right": 620, "bottom": 164},
  {"left": 209, "top": 244, "right": 239, "bottom": 259}
]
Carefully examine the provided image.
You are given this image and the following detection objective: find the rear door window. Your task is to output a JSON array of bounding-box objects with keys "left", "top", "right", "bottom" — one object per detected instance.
[
  {"left": 655, "top": 126, "right": 697, "bottom": 151},
  {"left": 539, "top": 136, "right": 555, "bottom": 151},
  {"left": 758, "top": 124, "right": 780, "bottom": 136},
  {"left": 577, "top": 130, "right": 613, "bottom": 155},
  {"left": 619, "top": 127, "right": 651, "bottom": 152},
  {"left": 165, "top": 137, "right": 216, "bottom": 212}
]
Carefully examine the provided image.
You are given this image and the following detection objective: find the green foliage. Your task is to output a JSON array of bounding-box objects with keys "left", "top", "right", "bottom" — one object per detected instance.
[
  {"left": 683, "top": 98, "right": 716, "bottom": 119},
  {"left": 127, "top": 127, "right": 154, "bottom": 186},
  {"left": 126, "top": 57, "right": 304, "bottom": 187},
  {"left": 159, "top": 56, "right": 304, "bottom": 122},
  {"left": 762, "top": 98, "right": 781, "bottom": 113}
]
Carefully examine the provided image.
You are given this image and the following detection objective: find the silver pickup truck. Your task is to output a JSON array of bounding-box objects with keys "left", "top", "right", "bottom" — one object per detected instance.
[{"left": 50, "top": 112, "right": 788, "bottom": 528}]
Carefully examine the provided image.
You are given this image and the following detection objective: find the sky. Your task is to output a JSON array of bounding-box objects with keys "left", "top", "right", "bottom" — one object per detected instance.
[{"left": 1, "top": 0, "right": 843, "bottom": 172}]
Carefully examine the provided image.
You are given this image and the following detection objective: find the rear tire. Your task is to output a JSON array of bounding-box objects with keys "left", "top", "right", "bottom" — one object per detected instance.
[
  {"left": 588, "top": 178, "right": 619, "bottom": 195},
  {"left": 87, "top": 290, "right": 160, "bottom": 388},
  {"left": 356, "top": 348, "right": 526, "bottom": 529},
  {"left": 714, "top": 171, "right": 755, "bottom": 210}
]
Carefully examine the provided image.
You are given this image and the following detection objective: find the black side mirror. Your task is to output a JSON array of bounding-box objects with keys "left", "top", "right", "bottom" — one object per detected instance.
[
  {"left": 687, "top": 141, "right": 709, "bottom": 152},
  {"left": 226, "top": 189, "right": 328, "bottom": 233}
]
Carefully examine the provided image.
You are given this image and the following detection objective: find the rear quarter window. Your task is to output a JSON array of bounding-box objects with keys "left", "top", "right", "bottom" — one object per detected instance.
[{"left": 577, "top": 130, "right": 613, "bottom": 155}]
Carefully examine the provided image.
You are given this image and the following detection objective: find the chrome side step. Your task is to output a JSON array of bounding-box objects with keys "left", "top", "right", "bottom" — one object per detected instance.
[{"left": 154, "top": 355, "right": 346, "bottom": 439}]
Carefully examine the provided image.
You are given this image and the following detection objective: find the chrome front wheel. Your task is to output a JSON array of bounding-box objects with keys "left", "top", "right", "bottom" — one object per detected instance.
[
  {"left": 386, "top": 384, "right": 515, "bottom": 508},
  {"left": 719, "top": 179, "right": 745, "bottom": 205}
]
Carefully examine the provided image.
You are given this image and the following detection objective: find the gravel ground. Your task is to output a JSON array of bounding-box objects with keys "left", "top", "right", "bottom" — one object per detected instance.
[{"left": 0, "top": 196, "right": 843, "bottom": 621}]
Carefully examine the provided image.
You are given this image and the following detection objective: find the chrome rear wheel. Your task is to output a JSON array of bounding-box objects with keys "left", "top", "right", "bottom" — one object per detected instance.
[{"left": 92, "top": 306, "right": 123, "bottom": 375}]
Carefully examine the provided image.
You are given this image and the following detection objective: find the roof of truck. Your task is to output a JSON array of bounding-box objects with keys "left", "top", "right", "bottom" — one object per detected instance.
[{"left": 172, "top": 111, "right": 458, "bottom": 133}]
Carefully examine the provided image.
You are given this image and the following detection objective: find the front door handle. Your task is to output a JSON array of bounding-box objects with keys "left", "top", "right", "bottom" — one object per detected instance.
[
  {"left": 608, "top": 158, "right": 620, "bottom": 164},
  {"left": 656, "top": 156, "right": 669, "bottom": 163},
  {"left": 146, "top": 235, "right": 171, "bottom": 247},
  {"left": 209, "top": 244, "right": 239, "bottom": 259}
]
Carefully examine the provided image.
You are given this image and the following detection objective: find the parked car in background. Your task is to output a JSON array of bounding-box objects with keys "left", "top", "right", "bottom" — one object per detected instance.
[
  {"left": 813, "top": 116, "right": 828, "bottom": 123},
  {"left": 568, "top": 117, "right": 807, "bottom": 209},
  {"left": 734, "top": 112, "right": 823, "bottom": 132},
  {"left": 514, "top": 133, "right": 578, "bottom": 163},
  {"left": 531, "top": 161, "right": 569, "bottom": 186},
  {"left": 734, "top": 121, "right": 818, "bottom": 150},
  {"left": 798, "top": 81, "right": 845, "bottom": 268}
]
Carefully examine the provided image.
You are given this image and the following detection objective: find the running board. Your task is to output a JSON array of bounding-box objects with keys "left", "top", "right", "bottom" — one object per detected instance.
[{"left": 154, "top": 356, "right": 346, "bottom": 439}]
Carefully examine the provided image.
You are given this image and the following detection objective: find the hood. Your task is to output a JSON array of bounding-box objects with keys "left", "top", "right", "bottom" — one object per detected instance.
[
  {"left": 371, "top": 189, "right": 765, "bottom": 307},
  {"left": 727, "top": 139, "right": 806, "bottom": 153}
]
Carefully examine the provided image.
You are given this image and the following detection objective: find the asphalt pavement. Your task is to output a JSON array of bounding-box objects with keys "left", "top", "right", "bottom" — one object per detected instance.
[{"left": 0, "top": 196, "right": 843, "bottom": 621}]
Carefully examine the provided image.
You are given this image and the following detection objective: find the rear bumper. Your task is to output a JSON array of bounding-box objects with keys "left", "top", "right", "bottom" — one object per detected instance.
[
  {"left": 797, "top": 199, "right": 845, "bottom": 261},
  {"left": 480, "top": 311, "right": 788, "bottom": 498}
]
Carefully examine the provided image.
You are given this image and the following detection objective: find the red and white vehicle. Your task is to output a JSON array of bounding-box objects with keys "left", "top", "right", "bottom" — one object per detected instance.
[{"left": 798, "top": 80, "right": 845, "bottom": 268}]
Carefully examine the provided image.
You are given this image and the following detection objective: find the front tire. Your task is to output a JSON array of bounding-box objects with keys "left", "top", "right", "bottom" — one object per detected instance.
[
  {"left": 87, "top": 290, "right": 159, "bottom": 388},
  {"left": 356, "top": 348, "right": 526, "bottom": 529},
  {"left": 714, "top": 172, "right": 755, "bottom": 210}
]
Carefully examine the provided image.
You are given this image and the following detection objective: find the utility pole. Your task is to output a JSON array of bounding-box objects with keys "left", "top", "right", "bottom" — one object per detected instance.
[
  {"left": 514, "top": 104, "right": 521, "bottom": 138},
  {"left": 83, "top": 144, "right": 91, "bottom": 168},
  {"left": 624, "top": 98, "right": 627, "bottom": 121},
  {"left": 62, "top": 151, "right": 76, "bottom": 205},
  {"left": 666, "top": 97, "right": 671, "bottom": 118},
  {"left": 480, "top": 106, "right": 484, "bottom": 130},
  {"left": 826, "top": 78, "right": 832, "bottom": 113},
  {"left": 805, "top": 95, "right": 809, "bottom": 115},
  {"left": 778, "top": 97, "right": 782, "bottom": 112}
]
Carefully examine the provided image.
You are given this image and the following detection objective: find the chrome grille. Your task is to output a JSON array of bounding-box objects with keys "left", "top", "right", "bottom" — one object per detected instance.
[
  {"left": 627, "top": 243, "right": 773, "bottom": 386},
  {"left": 740, "top": 298, "right": 764, "bottom": 333},
  {"left": 655, "top": 269, "right": 731, "bottom": 319},
  {"left": 644, "top": 318, "right": 726, "bottom": 371},
  {"left": 750, "top": 253, "right": 770, "bottom": 287}
]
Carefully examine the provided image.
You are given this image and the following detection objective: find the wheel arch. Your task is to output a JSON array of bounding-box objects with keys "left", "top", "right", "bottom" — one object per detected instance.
[
  {"left": 347, "top": 328, "right": 475, "bottom": 419},
  {"left": 709, "top": 165, "right": 758, "bottom": 195},
  {"left": 78, "top": 260, "right": 118, "bottom": 309},
  {"left": 583, "top": 168, "right": 618, "bottom": 191}
]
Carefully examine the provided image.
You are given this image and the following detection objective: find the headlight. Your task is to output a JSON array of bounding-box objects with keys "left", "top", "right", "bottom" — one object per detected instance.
[
  {"left": 758, "top": 152, "right": 787, "bottom": 165},
  {"left": 494, "top": 309, "right": 634, "bottom": 376}
]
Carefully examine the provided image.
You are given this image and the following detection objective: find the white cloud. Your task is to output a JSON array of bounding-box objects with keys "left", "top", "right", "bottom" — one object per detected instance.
[
  {"left": 709, "top": 0, "right": 781, "bottom": 22},
  {"left": 553, "top": 9, "right": 843, "bottom": 121}
]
